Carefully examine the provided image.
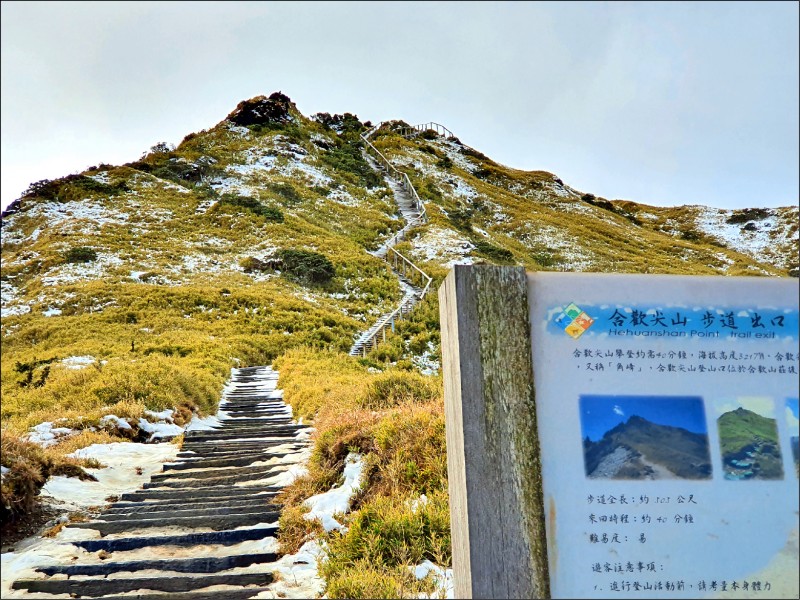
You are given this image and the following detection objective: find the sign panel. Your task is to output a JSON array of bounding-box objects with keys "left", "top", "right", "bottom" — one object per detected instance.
[{"left": 528, "top": 273, "right": 799, "bottom": 599}]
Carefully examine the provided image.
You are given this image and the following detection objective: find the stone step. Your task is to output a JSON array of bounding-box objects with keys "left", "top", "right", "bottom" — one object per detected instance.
[
  {"left": 223, "top": 408, "right": 284, "bottom": 414},
  {"left": 217, "top": 415, "right": 294, "bottom": 431},
  {"left": 179, "top": 439, "right": 304, "bottom": 450},
  {"left": 68, "top": 510, "right": 280, "bottom": 535},
  {"left": 73, "top": 525, "right": 278, "bottom": 552},
  {"left": 199, "top": 426, "right": 306, "bottom": 436},
  {"left": 104, "top": 497, "right": 275, "bottom": 514},
  {"left": 221, "top": 412, "right": 290, "bottom": 419},
  {"left": 36, "top": 552, "right": 279, "bottom": 577},
  {"left": 119, "top": 485, "right": 281, "bottom": 502},
  {"left": 178, "top": 437, "right": 306, "bottom": 450},
  {"left": 143, "top": 467, "right": 285, "bottom": 489},
  {"left": 218, "top": 418, "right": 295, "bottom": 425},
  {"left": 174, "top": 446, "right": 304, "bottom": 460},
  {"left": 152, "top": 464, "right": 288, "bottom": 482},
  {"left": 13, "top": 571, "right": 274, "bottom": 596},
  {"left": 19, "top": 588, "right": 276, "bottom": 600},
  {"left": 182, "top": 432, "right": 305, "bottom": 443},
  {"left": 100, "top": 503, "right": 279, "bottom": 521}
]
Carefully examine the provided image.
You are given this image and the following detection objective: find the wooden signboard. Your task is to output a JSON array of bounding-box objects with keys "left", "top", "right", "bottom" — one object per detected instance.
[{"left": 439, "top": 266, "right": 799, "bottom": 599}]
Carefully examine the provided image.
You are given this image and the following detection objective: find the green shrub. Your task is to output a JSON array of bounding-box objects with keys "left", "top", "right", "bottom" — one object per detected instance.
[
  {"left": 726, "top": 208, "right": 771, "bottom": 224},
  {"left": 65, "top": 246, "right": 98, "bottom": 263},
  {"left": 436, "top": 156, "right": 453, "bottom": 169},
  {"left": 276, "top": 249, "right": 335, "bottom": 284},
  {"left": 474, "top": 240, "right": 513, "bottom": 263},
  {"left": 268, "top": 182, "right": 302, "bottom": 205},
  {"left": 23, "top": 175, "right": 129, "bottom": 201},
  {"left": 218, "top": 194, "right": 283, "bottom": 221},
  {"left": 325, "top": 563, "right": 436, "bottom": 599},
  {"left": 448, "top": 207, "right": 473, "bottom": 231},
  {"left": 321, "top": 142, "right": 382, "bottom": 188},
  {"left": 680, "top": 229, "right": 702, "bottom": 242}
]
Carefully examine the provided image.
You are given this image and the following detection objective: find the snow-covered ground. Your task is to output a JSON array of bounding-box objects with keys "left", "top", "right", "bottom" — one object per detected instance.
[
  {"left": 411, "top": 226, "right": 475, "bottom": 268},
  {"left": 693, "top": 206, "right": 798, "bottom": 270},
  {"left": 517, "top": 222, "right": 596, "bottom": 271}
]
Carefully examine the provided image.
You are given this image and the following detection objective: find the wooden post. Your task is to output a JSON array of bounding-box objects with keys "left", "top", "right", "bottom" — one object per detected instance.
[{"left": 438, "top": 265, "right": 550, "bottom": 599}]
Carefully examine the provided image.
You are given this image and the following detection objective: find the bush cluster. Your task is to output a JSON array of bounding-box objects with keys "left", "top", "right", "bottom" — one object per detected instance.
[
  {"left": 276, "top": 249, "right": 336, "bottom": 284},
  {"left": 321, "top": 141, "right": 382, "bottom": 188},
  {"left": 218, "top": 194, "right": 284, "bottom": 221},
  {"left": 64, "top": 246, "right": 98, "bottom": 263},
  {"left": 1, "top": 434, "right": 96, "bottom": 523},
  {"left": 268, "top": 182, "right": 302, "bottom": 205},
  {"left": 726, "top": 208, "right": 771, "bottom": 224},
  {"left": 23, "top": 175, "right": 129, "bottom": 201},
  {"left": 474, "top": 240, "right": 513, "bottom": 263},
  {"left": 313, "top": 112, "right": 365, "bottom": 135},
  {"left": 227, "top": 91, "right": 293, "bottom": 127}
]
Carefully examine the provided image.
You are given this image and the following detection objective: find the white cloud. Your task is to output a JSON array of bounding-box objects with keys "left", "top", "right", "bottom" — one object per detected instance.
[{"left": 715, "top": 396, "right": 776, "bottom": 419}]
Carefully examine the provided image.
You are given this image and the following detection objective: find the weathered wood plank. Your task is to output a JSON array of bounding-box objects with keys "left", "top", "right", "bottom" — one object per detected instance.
[{"left": 439, "top": 265, "right": 550, "bottom": 599}]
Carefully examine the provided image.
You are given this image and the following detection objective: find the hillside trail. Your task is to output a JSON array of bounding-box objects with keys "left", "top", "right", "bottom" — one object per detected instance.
[
  {"left": 5, "top": 366, "right": 322, "bottom": 599},
  {"left": 348, "top": 128, "right": 432, "bottom": 357}
]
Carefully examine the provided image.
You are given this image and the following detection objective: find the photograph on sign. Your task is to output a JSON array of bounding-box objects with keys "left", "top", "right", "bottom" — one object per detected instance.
[
  {"left": 580, "top": 395, "right": 712, "bottom": 480},
  {"left": 714, "top": 397, "right": 783, "bottom": 480}
]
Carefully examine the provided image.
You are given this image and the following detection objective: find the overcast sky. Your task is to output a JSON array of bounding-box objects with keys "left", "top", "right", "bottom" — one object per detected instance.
[{"left": 2, "top": 1, "right": 797, "bottom": 212}]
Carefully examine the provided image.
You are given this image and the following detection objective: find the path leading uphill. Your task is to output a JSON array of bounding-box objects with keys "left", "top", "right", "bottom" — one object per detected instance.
[
  {"left": 8, "top": 366, "right": 316, "bottom": 600},
  {"left": 348, "top": 141, "right": 431, "bottom": 357}
]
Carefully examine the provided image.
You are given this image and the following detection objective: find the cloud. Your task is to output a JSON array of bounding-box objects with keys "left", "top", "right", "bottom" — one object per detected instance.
[
  {"left": 613, "top": 405, "right": 625, "bottom": 417},
  {"left": 715, "top": 397, "right": 776, "bottom": 419}
]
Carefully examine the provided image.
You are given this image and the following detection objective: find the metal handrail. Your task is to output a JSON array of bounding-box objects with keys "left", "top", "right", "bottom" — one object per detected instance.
[
  {"left": 352, "top": 122, "right": 437, "bottom": 357},
  {"left": 396, "top": 122, "right": 455, "bottom": 140}
]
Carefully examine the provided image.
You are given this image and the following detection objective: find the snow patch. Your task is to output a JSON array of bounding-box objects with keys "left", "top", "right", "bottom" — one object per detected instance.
[
  {"left": 303, "top": 452, "right": 364, "bottom": 532},
  {"left": 693, "top": 206, "right": 798, "bottom": 270},
  {"left": 25, "top": 422, "right": 78, "bottom": 447},
  {"left": 517, "top": 223, "right": 595, "bottom": 271},
  {"left": 412, "top": 560, "right": 455, "bottom": 599},
  {"left": 61, "top": 355, "right": 96, "bottom": 370},
  {"left": 137, "top": 418, "right": 183, "bottom": 441},
  {"left": 42, "top": 441, "right": 180, "bottom": 508},
  {"left": 41, "top": 252, "right": 124, "bottom": 286},
  {"left": 251, "top": 540, "right": 326, "bottom": 599},
  {"left": 1, "top": 280, "right": 30, "bottom": 318},
  {"left": 411, "top": 226, "right": 475, "bottom": 268}
]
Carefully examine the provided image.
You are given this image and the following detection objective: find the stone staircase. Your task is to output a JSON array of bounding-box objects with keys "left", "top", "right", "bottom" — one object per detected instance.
[{"left": 9, "top": 366, "right": 312, "bottom": 600}]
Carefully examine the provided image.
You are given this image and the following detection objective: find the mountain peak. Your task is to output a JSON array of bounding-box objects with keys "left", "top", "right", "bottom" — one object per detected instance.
[{"left": 225, "top": 91, "right": 296, "bottom": 128}]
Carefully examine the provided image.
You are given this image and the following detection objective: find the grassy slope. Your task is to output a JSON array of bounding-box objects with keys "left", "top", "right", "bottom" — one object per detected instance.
[
  {"left": 370, "top": 126, "right": 795, "bottom": 278},
  {"left": 717, "top": 408, "right": 780, "bottom": 456}
]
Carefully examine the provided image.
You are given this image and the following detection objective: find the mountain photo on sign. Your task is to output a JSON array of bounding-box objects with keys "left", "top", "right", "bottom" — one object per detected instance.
[
  {"left": 715, "top": 397, "right": 784, "bottom": 481},
  {"left": 580, "top": 395, "right": 712, "bottom": 480}
]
